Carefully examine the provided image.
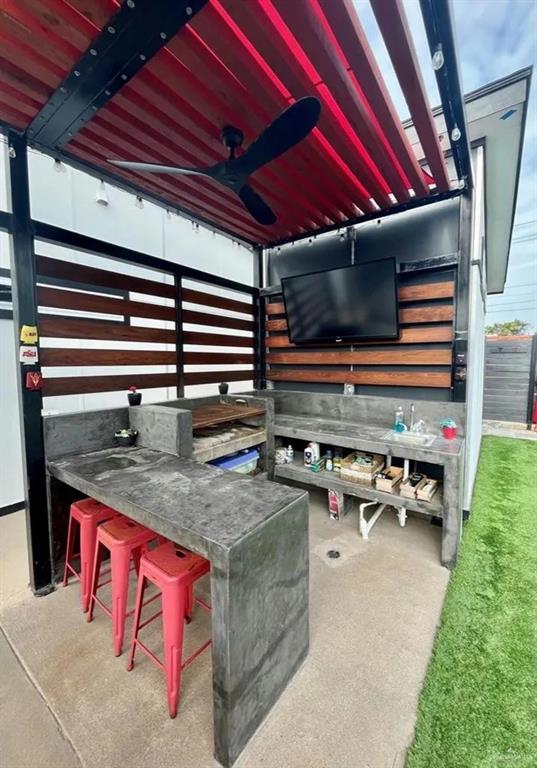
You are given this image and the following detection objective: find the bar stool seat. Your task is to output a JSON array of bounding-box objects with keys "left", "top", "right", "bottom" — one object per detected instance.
[
  {"left": 62, "top": 498, "right": 119, "bottom": 613},
  {"left": 87, "top": 517, "right": 158, "bottom": 656},
  {"left": 127, "top": 541, "right": 211, "bottom": 718}
]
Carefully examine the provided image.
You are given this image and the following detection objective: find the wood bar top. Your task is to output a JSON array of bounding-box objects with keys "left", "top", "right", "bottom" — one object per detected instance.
[{"left": 192, "top": 402, "right": 266, "bottom": 430}]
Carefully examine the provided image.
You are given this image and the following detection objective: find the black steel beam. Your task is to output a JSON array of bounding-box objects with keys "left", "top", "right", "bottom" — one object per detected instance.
[
  {"left": 174, "top": 276, "right": 185, "bottom": 398},
  {"left": 28, "top": 0, "right": 208, "bottom": 149},
  {"left": 32, "top": 220, "right": 257, "bottom": 296},
  {"left": 253, "top": 246, "right": 266, "bottom": 390},
  {"left": 6, "top": 132, "right": 53, "bottom": 594},
  {"left": 419, "top": 0, "right": 473, "bottom": 189},
  {"left": 452, "top": 189, "right": 473, "bottom": 402},
  {"left": 0, "top": 209, "right": 13, "bottom": 232},
  {"left": 266, "top": 187, "right": 463, "bottom": 248}
]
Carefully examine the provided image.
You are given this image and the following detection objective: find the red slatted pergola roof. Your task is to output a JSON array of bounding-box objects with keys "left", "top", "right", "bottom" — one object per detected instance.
[{"left": 0, "top": 0, "right": 464, "bottom": 246}]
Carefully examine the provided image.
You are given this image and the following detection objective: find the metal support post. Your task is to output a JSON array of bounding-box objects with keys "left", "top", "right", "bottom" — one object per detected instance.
[{"left": 7, "top": 131, "right": 53, "bottom": 594}]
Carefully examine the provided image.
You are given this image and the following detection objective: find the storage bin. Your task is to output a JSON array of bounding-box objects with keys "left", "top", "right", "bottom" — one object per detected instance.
[
  {"left": 400, "top": 473, "right": 426, "bottom": 499},
  {"left": 340, "top": 451, "right": 384, "bottom": 486},
  {"left": 209, "top": 447, "right": 260, "bottom": 474},
  {"left": 416, "top": 477, "right": 439, "bottom": 501},
  {"left": 375, "top": 465, "right": 403, "bottom": 492}
]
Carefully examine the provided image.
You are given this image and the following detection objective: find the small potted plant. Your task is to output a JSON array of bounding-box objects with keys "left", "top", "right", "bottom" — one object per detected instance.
[
  {"left": 114, "top": 427, "right": 138, "bottom": 447},
  {"left": 128, "top": 385, "right": 142, "bottom": 406}
]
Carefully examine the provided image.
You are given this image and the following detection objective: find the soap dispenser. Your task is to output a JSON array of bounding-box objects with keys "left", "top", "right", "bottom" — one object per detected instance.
[{"left": 394, "top": 405, "right": 406, "bottom": 432}]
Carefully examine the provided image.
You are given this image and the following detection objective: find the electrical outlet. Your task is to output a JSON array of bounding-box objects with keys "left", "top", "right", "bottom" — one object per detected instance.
[{"left": 343, "top": 383, "right": 355, "bottom": 395}]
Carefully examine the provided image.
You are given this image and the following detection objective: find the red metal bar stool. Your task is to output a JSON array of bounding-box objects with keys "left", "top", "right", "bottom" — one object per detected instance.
[
  {"left": 126, "top": 541, "right": 211, "bottom": 718},
  {"left": 62, "top": 498, "right": 119, "bottom": 613},
  {"left": 87, "top": 517, "right": 158, "bottom": 656}
]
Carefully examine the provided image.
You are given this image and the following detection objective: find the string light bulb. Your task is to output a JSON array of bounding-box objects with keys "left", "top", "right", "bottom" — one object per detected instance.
[
  {"left": 135, "top": 195, "right": 144, "bottom": 209},
  {"left": 432, "top": 46, "right": 444, "bottom": 71},
  {"left": 53, "top": 159, "right": 66, "bottom": 173},
  {"left": 451, "top": 124, "right": 462, "bottom": 142}
]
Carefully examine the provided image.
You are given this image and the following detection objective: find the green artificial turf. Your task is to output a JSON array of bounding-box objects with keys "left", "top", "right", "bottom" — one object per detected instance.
[{"left": 406, "top": 436, "right": 537, "bottom": 768}]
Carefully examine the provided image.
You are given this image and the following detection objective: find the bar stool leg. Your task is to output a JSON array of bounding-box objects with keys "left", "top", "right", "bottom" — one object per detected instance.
[
  {"left": 87, "top": 540, "right": 104, "bottom": 623},
  {"left": 185, "top": 584, "right": 194, "bottom": 623},
  {"left": 110, "top": 545, "right": 132, "bottom": 657},
  {"left": 62, "top": 515, "right": 76, "bottom": 588},
  {"left": 79, "top": 519, "right": 98, "bottom": 613},
  {"left": 126, "top": 571, "right": 147, "bottom": 672},
  {"left": 162, "top": 587, "right": 187, "bottom": 718}
]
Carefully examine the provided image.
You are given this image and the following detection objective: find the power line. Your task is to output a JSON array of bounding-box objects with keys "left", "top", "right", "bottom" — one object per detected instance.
[{"left": 513, "top": 219, "right": 537, "bottom": 228}]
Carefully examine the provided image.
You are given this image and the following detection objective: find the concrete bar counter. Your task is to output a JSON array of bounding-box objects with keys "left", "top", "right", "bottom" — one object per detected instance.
[{"left": 44, "top": 410, "right": 308, "bottom": 768}]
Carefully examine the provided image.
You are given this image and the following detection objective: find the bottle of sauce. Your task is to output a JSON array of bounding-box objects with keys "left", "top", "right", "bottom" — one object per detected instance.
[
  {"left": 326, "top": 449, "right": 333, "bottom": 472},
  {"left": 333, "top": 449, "right": 341, "bottom": 474}
]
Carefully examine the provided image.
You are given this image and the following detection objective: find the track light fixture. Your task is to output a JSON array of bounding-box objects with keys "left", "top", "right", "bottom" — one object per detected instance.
[{"left": 95, "top": 180, "right": 109, "bottom": 206}]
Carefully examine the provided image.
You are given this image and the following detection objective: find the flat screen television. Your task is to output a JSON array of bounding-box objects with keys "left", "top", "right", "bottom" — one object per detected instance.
[{"left": 282, "top": 258, "right": 399, "bottom": 344}]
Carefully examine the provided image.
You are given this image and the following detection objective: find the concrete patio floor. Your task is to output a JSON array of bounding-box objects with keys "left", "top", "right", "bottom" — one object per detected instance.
[{"left": 1, "top": 489, "right": 450, "bottom": 768}]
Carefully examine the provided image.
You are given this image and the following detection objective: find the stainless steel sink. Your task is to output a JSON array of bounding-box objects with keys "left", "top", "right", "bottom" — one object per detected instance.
[{"left": 382, "top": 430, "right": 437, "bottom": 447}]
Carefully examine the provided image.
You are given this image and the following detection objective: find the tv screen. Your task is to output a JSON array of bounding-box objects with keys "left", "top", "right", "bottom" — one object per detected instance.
[{"left": 282, "top": 258, "right": 399, "bottom": 344}]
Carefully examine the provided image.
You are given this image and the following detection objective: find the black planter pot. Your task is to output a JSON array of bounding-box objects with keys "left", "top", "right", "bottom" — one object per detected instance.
[
  {"left": 218, "top": 382, "right": 229, "bottom": 395},
  {"left": 128, "top": 392, "right": 142, "bottom": 406}
]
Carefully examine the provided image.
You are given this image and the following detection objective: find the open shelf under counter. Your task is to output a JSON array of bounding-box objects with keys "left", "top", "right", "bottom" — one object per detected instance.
[
  {"left": 274, "top": 459, "right": 444, "bottom": 517},
  {"left": 193, "top": 424, "right": 267, "bottom": 463}
]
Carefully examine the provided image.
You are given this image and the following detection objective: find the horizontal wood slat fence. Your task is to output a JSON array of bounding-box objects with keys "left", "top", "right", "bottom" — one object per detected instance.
[
  {"left": 265, "top": 273, "right": 455, "bottom": 389},
  {"left": 37, "top": 254, "right": 256, "bottom": 398}
]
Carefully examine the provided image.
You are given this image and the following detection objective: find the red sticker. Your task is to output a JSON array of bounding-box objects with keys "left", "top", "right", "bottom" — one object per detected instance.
[{"left": 25, "top": 371, "right": 42, "bottom": 390}]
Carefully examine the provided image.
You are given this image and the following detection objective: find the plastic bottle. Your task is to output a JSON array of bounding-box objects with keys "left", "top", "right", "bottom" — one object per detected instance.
[
  {"left": 333, "top": 449, "right": 341, "bottom": 474},
  {"left": 325, "top": 449, "right": 333, "bottom": 471},
  {"left": 286, "top": 445, "right": 294, "bottom": 463},
  {"left": 394, "top": 405, "right": 405, "bottom": 432}
]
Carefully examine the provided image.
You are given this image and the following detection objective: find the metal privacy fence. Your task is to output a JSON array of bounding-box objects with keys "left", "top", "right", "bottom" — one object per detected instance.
[{"left": 483, "top": 335, "right": 537, "bottom": 424}]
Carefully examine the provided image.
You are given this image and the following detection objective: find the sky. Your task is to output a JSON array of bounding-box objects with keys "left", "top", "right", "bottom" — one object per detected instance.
[{"left": 355, "top": 0, "right": 537, "bottom": 332}]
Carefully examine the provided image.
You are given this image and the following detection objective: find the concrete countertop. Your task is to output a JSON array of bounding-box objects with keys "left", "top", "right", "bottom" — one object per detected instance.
[
  {"left": 47, "top": 446, "right": 306, "bottom": 556},
  {"left": 274, "top": 414, "right": 464, "bottom": 462}
]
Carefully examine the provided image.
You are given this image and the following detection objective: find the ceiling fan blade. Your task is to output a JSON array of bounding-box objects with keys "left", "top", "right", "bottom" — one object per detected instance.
[
  {"left": 235, "top": 97, "right": 321, "bottom": 177},
  {"left": 108, "top": 159, "right": 209, "bottom": 176},
  {"left": 238, "top": 185, "right": 277, "bottom": 225}
]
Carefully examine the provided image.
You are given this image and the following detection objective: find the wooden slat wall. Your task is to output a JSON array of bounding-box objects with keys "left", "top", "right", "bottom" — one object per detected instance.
[
  {"left": 38, "top": 255, "right": 255, "bottom": 397},
  {"left": 265, "top": 273, "right": 455, "bottom": 389}
]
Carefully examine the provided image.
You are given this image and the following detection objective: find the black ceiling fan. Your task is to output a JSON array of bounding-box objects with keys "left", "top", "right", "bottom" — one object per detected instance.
[{"left": 108, "top": 96, "right": 321, "bottom": 226}]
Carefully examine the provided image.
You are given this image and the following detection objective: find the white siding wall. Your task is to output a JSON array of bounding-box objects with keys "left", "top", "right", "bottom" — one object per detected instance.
[
  {"left": 464, "top": 146, "right": 486, "bottom": 510},
  {"left": 0, "top": 147, "right": 254, "bottom": 507}
]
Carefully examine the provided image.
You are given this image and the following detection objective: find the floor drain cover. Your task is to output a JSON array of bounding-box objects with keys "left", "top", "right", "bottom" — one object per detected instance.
[{"left": 327, "top": 549, "right": 341, "bottom": 559}]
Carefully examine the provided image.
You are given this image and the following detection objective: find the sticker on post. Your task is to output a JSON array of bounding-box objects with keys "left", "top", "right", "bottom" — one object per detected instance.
[
  {"left": 20, "top": 345, "right": 38, "bottom": 364},
  {"left": 25, "top": 371, "right": 42, "bottom": 390},
  {"left": 20, "top": 325, "right": 38, "bottom": 344}
]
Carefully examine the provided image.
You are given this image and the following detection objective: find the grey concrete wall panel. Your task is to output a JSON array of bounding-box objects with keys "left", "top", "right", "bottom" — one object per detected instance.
[
  {"left": 129, "top": 405, "right": 193, "bottom": 458},
  {"left": 212, "top": 493, "right": 309, "bottom": 765},
  {"left": 43, "top": 408, "right": 129, "bottom": 460},
  {"left": 354, "top": 197, "right": 460, "bottom": 264},
  {"left": 268, "top": 234, "right": 351, "bottom": 285},
  {"left": 256, "top": 390, "right": 466, "bottom": 435}
]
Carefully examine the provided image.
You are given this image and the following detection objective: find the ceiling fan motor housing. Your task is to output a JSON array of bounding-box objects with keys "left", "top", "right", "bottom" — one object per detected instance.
[{"left": 220, "top": 126, "right": 244, "bottom": 152}]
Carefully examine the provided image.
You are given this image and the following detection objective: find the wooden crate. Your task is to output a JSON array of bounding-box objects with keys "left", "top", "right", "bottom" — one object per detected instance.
[
  {"left": 340, "top": 451, "right": 385, "bottom": 486},
  {"left": 417, "top": 477, "right": 439, "bottom": 502},
  {"left": 375, "top": 466, "right": 403, "bottom": 492},
  {"left": 400, "top": 473, "right": 426, "bottom": 499}
]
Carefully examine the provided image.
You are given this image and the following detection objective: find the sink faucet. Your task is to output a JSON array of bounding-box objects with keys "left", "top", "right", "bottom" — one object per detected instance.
[{"left": 409, "top": 402, "right": 415, "bottom": 431}]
